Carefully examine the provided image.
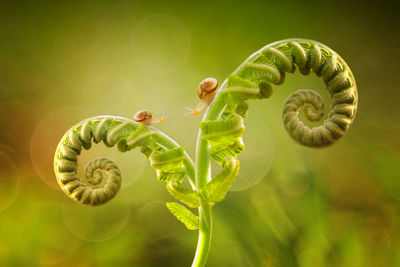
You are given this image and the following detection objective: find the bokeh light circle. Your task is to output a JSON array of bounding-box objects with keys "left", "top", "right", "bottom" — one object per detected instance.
[
  {"left": 31, "top": 107, "right": 149, "bottom": 192},
  {"left": 297, "top": 249, "right": 324, "bottom": 267},
  {"left": 355, "top": 49, "right": 400, "bottom": 132},
  {"left": 138, "top": 201, "right": 177, "bottom": 240},
  {"left": 32, "top": 201, "right": 80, "bottom": 266},
  {"left": 0, "top": 55, "right": 52, "bottom": 93},
  {"left": 277, "top": 164, "right": 312, "bottom": 197},
  {"left": 347, "top": 49, "right": 400, "bottom": 146},
  {"left": 230, "top": 113, "right": 275, "bottom": 191},
  {"left": 0, "top": 150, "right": 19, "bottom": 212},
  {"left": 131, "top": 14, "right": 191, "bottom": 74},
  {"left": 30, "top": 107, "right": 96, "bottom": 190},
  {"left": 62, "top": 195, "right": 130, "bottom": 242}
]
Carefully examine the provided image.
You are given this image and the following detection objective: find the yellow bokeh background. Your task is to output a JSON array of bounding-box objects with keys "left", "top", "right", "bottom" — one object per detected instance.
[{"left": 1, "top": 0, "right": 400, "bottom": 266}]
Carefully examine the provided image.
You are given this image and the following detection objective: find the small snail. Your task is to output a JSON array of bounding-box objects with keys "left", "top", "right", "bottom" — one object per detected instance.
[
  {"left": 185, "top": 78, "right": 218, "bottom": 115},
  {"left": 134, "top": 110, "right": 164, "bottom": 125}
]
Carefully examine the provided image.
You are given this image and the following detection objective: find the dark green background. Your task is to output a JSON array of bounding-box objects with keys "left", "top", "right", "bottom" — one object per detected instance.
[{"left": 1, "top": 0, "right": 400, "bottom": 266}]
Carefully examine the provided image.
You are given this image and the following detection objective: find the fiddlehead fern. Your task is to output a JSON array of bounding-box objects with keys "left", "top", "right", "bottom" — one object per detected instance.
[
  {"left": 195, "top": 39, "right": 358, "bottom": 198},
  {"left": 54, "top": 115, "right": 195, "bottom": 206},
  {"left": 193, "top": 38, "right": 358, "bottom": 266},
  {"left": 53, "top": 38, "right": 358, "bottom": 267},
  {"left": 204, "top": 39, "right": 357, "bottom": 147}
]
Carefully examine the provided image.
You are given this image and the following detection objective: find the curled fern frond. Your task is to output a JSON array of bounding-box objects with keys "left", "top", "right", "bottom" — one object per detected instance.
[
  {"left": 209, "top": 39, "right": 357, "bottom": 148},
  {"left": 53, "top": 38, "right": 358, "bottom": 267},
  {"left": 55, "top": 156, "right": 121, "bottom": 206},
  {"left": 198, "top": 39, "right": 358, "bottom": 206},
  {"left": 54, "top": 116, "right": 194, "bottom": 206}
]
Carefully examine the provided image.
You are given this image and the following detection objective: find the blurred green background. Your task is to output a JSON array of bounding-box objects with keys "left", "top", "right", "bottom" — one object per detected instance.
[{"left": 1, "top": 0, "right": 400, "bottom": 266}]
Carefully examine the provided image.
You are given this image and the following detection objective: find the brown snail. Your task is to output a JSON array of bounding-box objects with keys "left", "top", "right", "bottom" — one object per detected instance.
[
  {"left": 134, "top": 110, "right": 164, "bottom": 125},
  {"left": 185, "top": 78, "right": 218, "bottom": 115}
]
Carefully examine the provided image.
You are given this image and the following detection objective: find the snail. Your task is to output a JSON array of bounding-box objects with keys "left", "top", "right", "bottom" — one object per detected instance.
[
  {"left": 185, "top": 78, "right": 218, "bottom": 115},
  {"left": 134, "top": 110, "right": 164, "bottom": 125}
]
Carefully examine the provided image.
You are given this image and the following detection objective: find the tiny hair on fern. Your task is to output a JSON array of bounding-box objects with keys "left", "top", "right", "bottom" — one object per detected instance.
[{"left": 53, "top": 39, "right": 358, "bottom": 267}]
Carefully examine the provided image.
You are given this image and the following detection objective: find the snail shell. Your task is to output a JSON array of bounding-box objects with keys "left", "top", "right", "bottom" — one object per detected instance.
[
  {"left": 134, "top": 110, "right": 152, "bottom": 123},
  {"left": 198, "top": 78, "right": 218, "bottom": 99},
  {"left": 134, "top": 110, "right": 163, "bottom": 125}
]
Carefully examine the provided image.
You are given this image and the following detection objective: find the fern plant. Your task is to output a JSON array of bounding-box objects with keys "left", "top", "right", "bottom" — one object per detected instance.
[{"left": 54, "top": 39, "right": 358, "bottom": 266}]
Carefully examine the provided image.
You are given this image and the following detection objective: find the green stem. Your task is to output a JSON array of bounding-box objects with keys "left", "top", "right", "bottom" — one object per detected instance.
[
  {"left": 191, "top": 133, "right": 212, "bottom": 267},
  {"left": 191, "top": 82, "right": 228, "bottom": 267},
  {"left": 192, "top": 203, "right": 212, "bottom": 267}
]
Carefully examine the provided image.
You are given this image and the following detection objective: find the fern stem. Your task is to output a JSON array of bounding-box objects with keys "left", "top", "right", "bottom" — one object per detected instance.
[
  {"left": 192, "top": 82, "right": 228, "bottom": 266},
  {"left": 192, "top": 133, "right": 212, "bottom": 266},
  {"left": 192, "top": 203, "right": 212, "bottom": 267}
]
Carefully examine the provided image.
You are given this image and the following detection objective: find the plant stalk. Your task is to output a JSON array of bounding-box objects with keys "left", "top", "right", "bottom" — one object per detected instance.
[
  {"left": 191, "top": 202, "right": 212, "bottom": 267},
  {"left": 191, "top": 82, "right": 228, "bottom": 267}
]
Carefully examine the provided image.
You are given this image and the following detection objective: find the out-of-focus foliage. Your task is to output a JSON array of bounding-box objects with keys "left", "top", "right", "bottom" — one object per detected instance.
[{"left": 0, "top": 0, "right": 399, "bottom": 266}]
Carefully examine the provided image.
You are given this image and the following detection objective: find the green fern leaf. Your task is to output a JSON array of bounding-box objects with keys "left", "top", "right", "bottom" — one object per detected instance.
[
  {"left": 167, "top": 182, "right": 199, "bottom": 208},
  {"left": 200, "top": 158, "right": 240, "bottom": 204},
  {"left": 201, "top": 114, "right": 245, "bottom": 163},
  {"left": 166, "top": 202, "right": 199, "bottom": 230},
  {"left": 150, "top": 147, "right": 186, "bottom": 183}
]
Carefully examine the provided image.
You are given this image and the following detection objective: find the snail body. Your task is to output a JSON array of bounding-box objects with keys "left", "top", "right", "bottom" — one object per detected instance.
[
  {"left": 189, "top": 78, "right": 218, "bottom": 115},
  {"left": 134, "top": 110, "right": 164, "bottom": 125}
]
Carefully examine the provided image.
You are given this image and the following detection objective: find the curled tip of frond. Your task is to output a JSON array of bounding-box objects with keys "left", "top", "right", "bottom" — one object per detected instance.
[
  {"left": 54, "top": 116, "right": 191, "bottom": 206},
  {"left": 55, "top": 156, "right": 121, "bottom": 206},
  {"left": 215, "top": 39, "right": 357, "bottom": 148}
]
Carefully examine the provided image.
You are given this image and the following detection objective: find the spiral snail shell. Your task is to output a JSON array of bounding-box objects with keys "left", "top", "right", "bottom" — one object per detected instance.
[
  {"left": 198, "top": 78, "right": 218, "bottom": 100},
  {"left": 134, "top": 110, "right": 163, "bottom": 125},
  {"left": 188, "top": 78, "right": 219, "bottom": 116}
]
